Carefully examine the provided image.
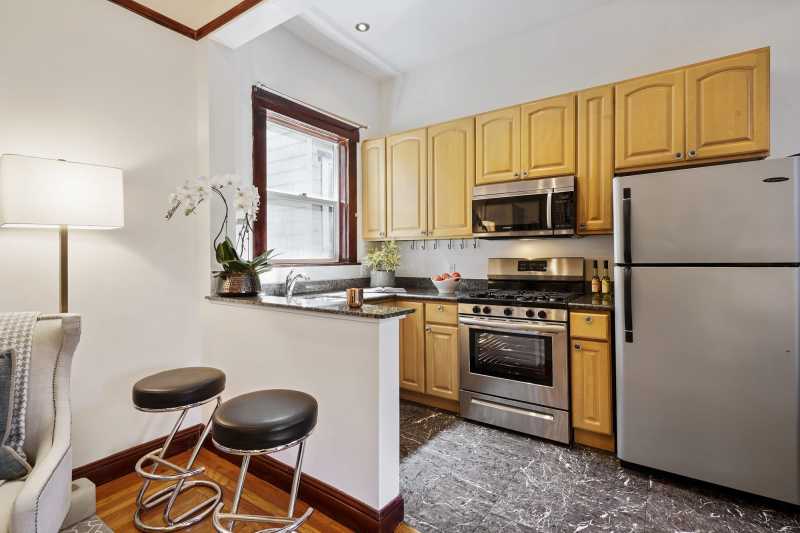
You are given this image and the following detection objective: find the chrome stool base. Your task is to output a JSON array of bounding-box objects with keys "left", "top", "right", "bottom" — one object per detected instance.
[
  {"left": 211, "top": 437, "right": 314, "bottom": 533},
  {"left": 134, "top": 397, "right": 222, "bottom": 532}
]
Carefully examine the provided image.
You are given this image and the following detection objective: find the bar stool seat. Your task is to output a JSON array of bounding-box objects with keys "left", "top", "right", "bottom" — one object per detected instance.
[
  {"left": 212, "top": 390, "right": 317, "bottom": 452},
  {"left": 133, "top": 367, "right": 226, "bottom": 411},
  {"left": 211, "top": 389, "right": 318, "bottom": 533}
]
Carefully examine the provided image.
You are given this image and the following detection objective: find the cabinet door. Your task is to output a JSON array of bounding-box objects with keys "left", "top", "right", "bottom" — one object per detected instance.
[
  {"left": 397, "top": 301, "right": 426, "bottom": 393},
  {"left": 686, "top": 48, "right": 770, "bottom": 161},
  {"left": 571, "top": 339, "right": 612, "bottom": 435},
  {"left": 428, "top": 118, "right": 474, "bottom": 238},
  {"left": 425, "top": 324, "right": 459, "bottom": 401},
  {"left": 521, "top": 93, "right": 576, "bottom": 179},
  {"left": 387, "top": 128, "right": 427, "bottom": 238},
  {"left": 475, "top": 107, "right": 520, "bottom": 185},
  {"left": 361, "top": 138, "right": 386, "bottom": 240},
  {"left": 615, "top": 70, "right": 685, "bottom": 170},
  {"left": 577, "top": 86, "right": 614, "bottom": 234}
]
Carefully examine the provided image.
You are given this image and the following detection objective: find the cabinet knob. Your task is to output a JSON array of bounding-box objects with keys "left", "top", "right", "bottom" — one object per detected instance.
[
  {"left": 437, "top": 304, "right": 444, "bottom": 311},
  {"left": 425, "top": 326, "right": 432, "bottom": 332},
  {"left": 688, "top": 150, "right": 697, "bottom": 158},
  {"left": 584, "top": 316, "right": 593, "bottom": 324},
  {"left": 523, "top": 171, "right": 528, "bottom": 177},
  {"left": 514, "top": 172, "right": 520, "bottom": 178},
  {"left": 675, "top": 152, "right": 683, "bottom": 159},
  {"left": 574, "top": 343, "right": 582, "bottom": 350}
]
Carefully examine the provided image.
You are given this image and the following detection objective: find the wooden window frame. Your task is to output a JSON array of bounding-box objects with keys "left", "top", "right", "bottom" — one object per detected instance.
[{"left": 252, "top": 86, "right": 359, "bottom": 266}]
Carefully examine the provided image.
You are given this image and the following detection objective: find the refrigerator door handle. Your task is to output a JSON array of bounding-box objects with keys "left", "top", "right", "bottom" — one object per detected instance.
[
  {"left": 623, "top": 187, "right": 632, "bottom": 264},
  {"left": 624, "top": 266, "right": 633, "bottom": 343}
]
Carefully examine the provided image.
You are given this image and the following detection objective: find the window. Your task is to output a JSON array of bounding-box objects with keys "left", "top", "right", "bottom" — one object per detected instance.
[{"left": 252, "top": 86, "right": 359, "bottom": 265}]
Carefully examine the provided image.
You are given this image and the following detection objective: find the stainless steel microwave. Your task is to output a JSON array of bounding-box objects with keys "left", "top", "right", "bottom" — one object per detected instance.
[{"left": 472, "top": 176, "right": 576, "bottom": 238}]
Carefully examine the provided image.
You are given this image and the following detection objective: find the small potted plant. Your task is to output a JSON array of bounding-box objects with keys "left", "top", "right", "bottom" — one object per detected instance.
[
  {"left": 165, "top": 174, "right": 277, "bottom": 296},
  {"left": 364, "top": 241, "right": 400, "bottom": 288}
]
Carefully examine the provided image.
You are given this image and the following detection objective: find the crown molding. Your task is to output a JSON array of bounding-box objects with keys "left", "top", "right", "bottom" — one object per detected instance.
[{"left": 107, "top": 0, "right": 264, "bottom": 40}]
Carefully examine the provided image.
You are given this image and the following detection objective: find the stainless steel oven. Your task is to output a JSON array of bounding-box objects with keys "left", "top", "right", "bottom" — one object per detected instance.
[
  {"left": 458, "top": 305, "right": 570, "bottom": 443},
  {"left": 472, "top": 176, "right": 575, "bottom": 238}
]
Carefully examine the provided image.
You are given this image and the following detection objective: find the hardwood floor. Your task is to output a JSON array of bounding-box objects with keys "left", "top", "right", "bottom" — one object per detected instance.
[{"left": 96, "top": 448, "right": 418, "bottom": 533}]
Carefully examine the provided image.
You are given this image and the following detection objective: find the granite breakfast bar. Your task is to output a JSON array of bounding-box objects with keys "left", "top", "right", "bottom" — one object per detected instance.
[{"left": 201, "top": 292, "right": 414, "bottom": 523}]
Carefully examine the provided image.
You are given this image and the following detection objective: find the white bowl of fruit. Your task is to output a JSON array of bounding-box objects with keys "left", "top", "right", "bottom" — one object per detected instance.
[{"left": 431, "top": 272, "right": 461, "bottom": 294}]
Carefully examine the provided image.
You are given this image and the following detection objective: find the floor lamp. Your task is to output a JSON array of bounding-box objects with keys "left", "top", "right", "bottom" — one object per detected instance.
[{"left": 0, "top": 154, "right": 124, "bottom": 313}]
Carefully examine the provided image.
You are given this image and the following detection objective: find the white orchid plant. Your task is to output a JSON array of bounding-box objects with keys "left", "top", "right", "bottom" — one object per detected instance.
[{"left": 166, "top": 174, "right": 277, "bottom": 277}]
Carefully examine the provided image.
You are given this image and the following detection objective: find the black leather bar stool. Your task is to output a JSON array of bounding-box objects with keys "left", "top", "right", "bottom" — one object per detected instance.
[
  {"left": 132, "top": 367, "right": 226, "bottom": 532},
  {"left": 211, "top": 389, "right": 318, "bottom": 533}
]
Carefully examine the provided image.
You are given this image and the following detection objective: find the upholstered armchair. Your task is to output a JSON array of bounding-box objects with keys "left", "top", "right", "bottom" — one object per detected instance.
[{"left": 0, "top": 314, "right": 81, "bottom": 532}]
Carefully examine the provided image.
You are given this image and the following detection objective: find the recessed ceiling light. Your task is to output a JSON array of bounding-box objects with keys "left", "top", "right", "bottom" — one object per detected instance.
[{"left": 355, "top": 22, "right": 370, "bottom": 32}]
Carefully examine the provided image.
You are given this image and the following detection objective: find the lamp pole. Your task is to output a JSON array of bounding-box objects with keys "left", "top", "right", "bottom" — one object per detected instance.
[{"left": 59, "top": 225, "right": 68, "bottom": 313}]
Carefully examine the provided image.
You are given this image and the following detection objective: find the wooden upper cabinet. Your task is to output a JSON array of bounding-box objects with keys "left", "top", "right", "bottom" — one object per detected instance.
[
  {"left": 427, "top": 118, "right": 474, "bottom": 238},
  {"left": 686, "top": 48, "right": 770, "bottom": 161},
  {"left": 571, "top": 339, "right": 613, "bottom": 435},
  {"left": 387, "top": 128, "right": 427, "bottom": 238},
  {"left": 475, "top": 106, "right": 520, "bottom": 185},
  {"left": 615, "top": 70, "right": 685, "bottom": 170},
  {"left": 361, "top": 138, "right": 386, "bottom": 240},
  {"left": 577, "top": 86, "right": 614, "bottom": 234},
  {"left": 521, "top": 93, "right": 576, "bottom": 179},
  {"left": 425, "top": 324, "right": 459, "bottom": 401}
]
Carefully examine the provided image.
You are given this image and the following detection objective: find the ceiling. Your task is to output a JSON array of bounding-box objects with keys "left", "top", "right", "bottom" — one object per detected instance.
[
  {"left": 281, "top": 0, "right": 609, "bottom": 79},
  {"left": 134, "top": 0, "right": 243, "bottom": 29}
]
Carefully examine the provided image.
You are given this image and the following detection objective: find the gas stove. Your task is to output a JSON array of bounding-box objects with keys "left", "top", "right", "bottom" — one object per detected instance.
[
  {"left": 458, "top": 257, "right": 585, "bottom": 444},
  {"left": 459, "top": 257, "right": 586, "bottom": 317},
  {"left": 462, "top": 289, "right": 579, "bottom": 306}
]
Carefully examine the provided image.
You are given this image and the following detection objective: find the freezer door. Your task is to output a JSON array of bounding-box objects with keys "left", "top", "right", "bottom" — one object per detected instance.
[
  {"left": 613, "top": 158, "right": 800, "bottom": 263},
  {"left": 614, "top": 266, "right": 800, "bottom": 504}
]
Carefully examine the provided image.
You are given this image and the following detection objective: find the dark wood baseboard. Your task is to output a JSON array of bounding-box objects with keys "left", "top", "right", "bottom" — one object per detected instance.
[
  {"left": 72, "top": 424, "right": 203, "bottom": 486},
  {"left": 203, "top": 440, "right": 404, "bottom": 533}
]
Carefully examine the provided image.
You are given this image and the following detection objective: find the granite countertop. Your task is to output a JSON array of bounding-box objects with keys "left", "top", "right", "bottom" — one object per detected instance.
[
  {"left": 206, "top": 294, "right": 415, "bottom": 319},
  {"left": 568, "top": 293, "right": 615, "bottom": 312}
]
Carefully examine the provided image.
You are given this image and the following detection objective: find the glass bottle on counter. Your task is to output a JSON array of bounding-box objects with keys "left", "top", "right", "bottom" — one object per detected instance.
[
  {"left": 601, "top": 260, "right": 611, "bottom": 295},
  {"left": 591, "top": 260, "right": 601, "bottom": 294}
]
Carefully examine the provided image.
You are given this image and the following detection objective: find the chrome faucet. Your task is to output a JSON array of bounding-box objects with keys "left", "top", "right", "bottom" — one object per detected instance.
[{"left": 285, "top": 270, "right": 310, "bottom": 300}]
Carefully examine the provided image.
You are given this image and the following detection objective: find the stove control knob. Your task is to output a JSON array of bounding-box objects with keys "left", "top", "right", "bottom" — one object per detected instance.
[
  {"left": 525, "top": 309, "right": 535, "bottom": 318},
  {"left": 503, "top": 308, "right": 513, "bottom": 316},
  {"left": 482, "top": 306, "right": 492, "bottom": 314},
  {"left": 472, "top": 305, "right": 481, "bottom": 314},
  {"left": 537, "top": 310, "right": 548, "bottom": 319}
]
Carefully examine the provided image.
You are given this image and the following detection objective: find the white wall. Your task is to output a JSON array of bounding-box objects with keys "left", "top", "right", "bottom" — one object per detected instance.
[
  {"left": 202, "top": 302, "right": 400, "bottom": 509},
  {"left": 206, "top": 27, "right": 385, "bottom": 283},
  {"left": 0, "top": 0, "right": 206, "bottom": 466},
  {"left": 379, "top": 0, "right": 800, "bottom": 277}
]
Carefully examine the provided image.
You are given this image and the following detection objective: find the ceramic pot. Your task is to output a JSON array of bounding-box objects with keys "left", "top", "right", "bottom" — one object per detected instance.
[
  {"left": 215, "top": 271, "right": 261, "bottom": 296},
  {"left": 370, "top": 270, "right": 395, "bottom": 288}
]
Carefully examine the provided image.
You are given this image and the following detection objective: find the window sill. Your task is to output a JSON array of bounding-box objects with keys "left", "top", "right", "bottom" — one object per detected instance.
[{"left": 272, "top": 261, "right": 362, "bottom": 268}]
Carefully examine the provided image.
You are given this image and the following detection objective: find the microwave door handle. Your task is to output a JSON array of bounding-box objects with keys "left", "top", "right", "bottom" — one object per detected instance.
[
  {"left": 546, "top": 191, "right": 553, "bottom": 229},
  {"left": 623, "top": 187, "right": 632, "bottom": 264}
]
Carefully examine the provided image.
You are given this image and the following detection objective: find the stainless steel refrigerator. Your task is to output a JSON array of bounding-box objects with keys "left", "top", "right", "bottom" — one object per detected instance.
[{"left": 613, "top": 157, "right": 800, "bottom": 505}]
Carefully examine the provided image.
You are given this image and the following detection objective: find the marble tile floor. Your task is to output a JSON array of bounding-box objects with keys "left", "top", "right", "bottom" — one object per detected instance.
[{"left": 399, "top": 401, "right": 800, "bottom": 533}]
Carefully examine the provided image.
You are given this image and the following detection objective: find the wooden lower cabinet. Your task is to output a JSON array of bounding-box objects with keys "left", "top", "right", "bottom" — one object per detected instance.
[
  {"left": 397, "top": 301, "right": 426, "bottom": 393},
  {"left": 425, "top": 324, "right": 459, "bottom": 401},
  {"left": 570, "top": 310, "right": 614, "bottom": 451},
  {"left": 391, "top": 299, "right": 460, "bottom": 412}
]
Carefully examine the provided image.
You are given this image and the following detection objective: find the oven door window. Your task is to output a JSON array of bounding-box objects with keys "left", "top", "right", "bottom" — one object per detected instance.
[
  {"left": 469, "top": 328, "right": 553, "bottom": 386},
  {"left": 473, "top": 194, "right": 548, "bottom": 234}
]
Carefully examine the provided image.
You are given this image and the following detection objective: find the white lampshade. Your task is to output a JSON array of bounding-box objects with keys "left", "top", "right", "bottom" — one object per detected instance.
[{"left": 0, "top": 154, "right": 124, "bottom": 229}]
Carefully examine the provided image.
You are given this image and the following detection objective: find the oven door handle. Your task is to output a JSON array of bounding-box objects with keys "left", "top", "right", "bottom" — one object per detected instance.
[
  {"left": 458, "top": 317, "right": 566, "bottom": 335},
  {"left": 546, "top": 191, "right": 553, "bottom": 229}
]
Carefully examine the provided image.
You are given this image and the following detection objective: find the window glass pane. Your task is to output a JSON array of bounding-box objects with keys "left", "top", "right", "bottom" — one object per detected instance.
[{"left": 266, "top": 119, "right": 340, "bottom": 261}]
